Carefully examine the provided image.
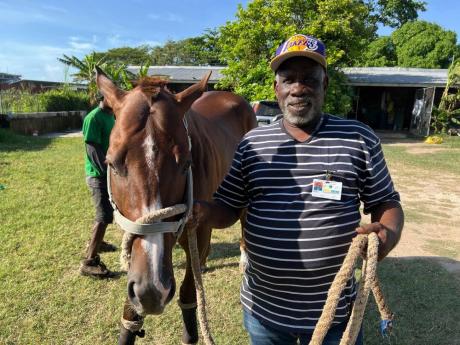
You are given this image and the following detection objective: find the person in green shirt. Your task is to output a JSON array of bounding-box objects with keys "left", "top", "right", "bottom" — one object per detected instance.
[{"left": 79, "top": 98, "right": 116, "bottom": 278}]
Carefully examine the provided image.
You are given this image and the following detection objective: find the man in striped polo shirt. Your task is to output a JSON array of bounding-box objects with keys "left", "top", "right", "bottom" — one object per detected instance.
[{"left": 193, "top": 34, "right": 404, "bottom": 345}]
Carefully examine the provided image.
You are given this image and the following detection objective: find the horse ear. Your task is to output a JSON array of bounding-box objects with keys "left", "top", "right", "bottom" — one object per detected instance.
[
  {"left": 175, "top": 71, "right": 211, "bottom": 116},
  {"left": 95, "top": 66, "right": 126, "bottom": 110}
]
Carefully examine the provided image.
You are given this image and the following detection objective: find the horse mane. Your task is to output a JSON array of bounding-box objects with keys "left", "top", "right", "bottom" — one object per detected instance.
[{"left": 135, "top": 77, "right": 171, "bottom": 98}]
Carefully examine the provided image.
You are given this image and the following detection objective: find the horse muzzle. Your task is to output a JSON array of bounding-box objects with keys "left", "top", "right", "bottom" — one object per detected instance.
[{"left": 127, "top": 277, "right": 176, "bottom": 315}]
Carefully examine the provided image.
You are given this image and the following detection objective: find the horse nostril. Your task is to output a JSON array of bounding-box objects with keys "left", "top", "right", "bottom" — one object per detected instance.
[{"left": 128, "top": 281, "right": 136, "bottom": 301}]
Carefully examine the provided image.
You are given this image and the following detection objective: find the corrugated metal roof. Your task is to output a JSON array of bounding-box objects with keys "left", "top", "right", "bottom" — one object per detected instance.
[
  {"left": 341, "top": 67, "right": 448, "bottom": 87},
  {"left": 127, "top": 65, "right": 225, "bottom": 83},
  {"left": 128, "top": 65, "right": 451, "bottom": 88}
]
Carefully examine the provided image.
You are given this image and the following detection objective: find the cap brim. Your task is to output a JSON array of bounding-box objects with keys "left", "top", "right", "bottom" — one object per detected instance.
[{"left": 270, "top": 51, "right": 327, "bottom": 72}]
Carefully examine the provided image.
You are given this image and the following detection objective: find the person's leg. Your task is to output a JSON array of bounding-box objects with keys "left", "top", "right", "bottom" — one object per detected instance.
[
  {"left": 243, "top": 310, "right": 298, "bottom": 345},
  {"left": 80, "top": 177, "right": 114, "bottom": 278},
  {"left": 96, "top": 184, "right": 116, "bottom": 252},
  {"left": 86, "top": 221, "right": 108, "bottom": 258}
]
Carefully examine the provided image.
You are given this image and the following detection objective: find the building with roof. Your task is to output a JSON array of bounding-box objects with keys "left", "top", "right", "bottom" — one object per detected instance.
[
  {"left": 0, "top": 72, "right": 21, "bottom": 85},
  {"left": 127, "top": 65, "right": 225, "bottom": 93},
  {"left": 0, "top": 78, "right": 87, "bottom": 93},
  {"left": 128, "top": 65, "right": 455, "bottom": 135},
  {"left": 342, "top": 67, "right": 452, "bottom": 135}
]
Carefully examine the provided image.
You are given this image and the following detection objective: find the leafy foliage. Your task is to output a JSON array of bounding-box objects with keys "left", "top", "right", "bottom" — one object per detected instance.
[
  {"left": 150, "top": 30, "right": 222, "bottom": 65},
  {"left": 38, "top": 89, "right": 90, "bottom": 112},
  {"left": 370, "top": 0, "right": 426, "bottom": 28},
  {"left": 93, "top": 45, "right": 151, "bottom": 66},
  {"left": 432, "top": 59, "right": 460, "bottom": 134},
  {"left": 362, "top": 20, "right": 459, "bottom": 68},
  {"left": 391, "top": 20, "right": 459, "bottom": 68},
  {"left": 0, "top": 87, "right": 90, "bottom": 113},
  {"left": 57, "top": 52, "right": 106, "bottom": 105},
  {"left": 362, "top": 36, "right": 397, "bottom": 67},
  {"left": 216, "top": 0, "right": 377, "bottom": 114}
]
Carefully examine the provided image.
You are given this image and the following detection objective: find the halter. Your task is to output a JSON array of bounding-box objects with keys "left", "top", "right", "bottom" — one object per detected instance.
[{"left": 107, "top": 118, "right": 193, "bottom": 238}]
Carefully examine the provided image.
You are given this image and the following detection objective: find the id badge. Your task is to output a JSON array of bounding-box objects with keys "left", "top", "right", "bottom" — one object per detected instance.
[{"left": 312, "top": 179, "right": 342, "bottom": 200}]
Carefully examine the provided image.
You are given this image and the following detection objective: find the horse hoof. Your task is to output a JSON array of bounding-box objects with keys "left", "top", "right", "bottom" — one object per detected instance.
[
  {"left": 118, "top": 326, "right": 140, "bottom": 345},
  {"left": 181, "top": 307, "right": 198, "bottom": 344}
]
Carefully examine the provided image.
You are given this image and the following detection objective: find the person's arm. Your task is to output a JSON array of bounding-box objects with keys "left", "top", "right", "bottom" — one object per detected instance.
[
  {"left": 85, "top": 141, "right": 107, "bottom": 175},
  {"left": 190, "top": 199, "right": 242, "bottom": 230},
  {"left": 356, "top": 200, "right": 404, "bottom": 260}
]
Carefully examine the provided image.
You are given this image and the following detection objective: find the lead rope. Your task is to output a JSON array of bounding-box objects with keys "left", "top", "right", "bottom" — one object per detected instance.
[
  {"left": 309, "top": 232, "right": 393, "bottom": 345},
  {"left": 187, "top": 223, "right": 216, "bottom": 345}
]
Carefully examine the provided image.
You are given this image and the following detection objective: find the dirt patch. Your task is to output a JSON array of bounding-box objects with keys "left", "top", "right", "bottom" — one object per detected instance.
[
  {"left": 406, "top": 147, "right": 450, "bottom": 154},
  {"left": 380, "top": 142, "right": 460, "bottom": 278}
]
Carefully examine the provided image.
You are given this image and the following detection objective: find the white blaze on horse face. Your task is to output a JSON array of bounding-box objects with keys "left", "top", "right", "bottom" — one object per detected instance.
[
  {"left": 143, "top": 135, "right": 156, "bottom": 171},
  {"left": 141, "top": 233, "right": 171, "bottom": 307}
]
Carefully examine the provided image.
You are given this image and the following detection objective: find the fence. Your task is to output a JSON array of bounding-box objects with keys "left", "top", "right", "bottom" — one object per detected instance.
[{"left": 4, "top": 111, "right": 86, "bottom": 135}]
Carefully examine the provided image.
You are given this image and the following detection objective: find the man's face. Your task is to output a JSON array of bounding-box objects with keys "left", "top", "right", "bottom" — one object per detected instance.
[{"left": 274, "top": 57, "right": 328, "bottom": 127}]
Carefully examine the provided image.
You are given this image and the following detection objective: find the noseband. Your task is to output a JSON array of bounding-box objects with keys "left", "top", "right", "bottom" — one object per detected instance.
[{"left": 107, "top": 118, "right": 193, "bottom": 239}]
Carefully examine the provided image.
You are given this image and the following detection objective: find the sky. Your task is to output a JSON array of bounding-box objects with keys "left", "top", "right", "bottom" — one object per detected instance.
[{"left": 1, "top": 0, "right": 459, "bottom": 82}]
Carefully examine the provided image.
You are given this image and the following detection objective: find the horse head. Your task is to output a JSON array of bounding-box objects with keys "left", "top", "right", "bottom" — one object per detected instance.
[{"left": 96, "top": 67, "right": 210, "bottom": 315}]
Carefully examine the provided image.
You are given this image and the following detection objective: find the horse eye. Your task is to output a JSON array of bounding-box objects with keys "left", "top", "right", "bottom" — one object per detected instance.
[{"left": 107, "top": 153, "right": 127, "bottom": 177}]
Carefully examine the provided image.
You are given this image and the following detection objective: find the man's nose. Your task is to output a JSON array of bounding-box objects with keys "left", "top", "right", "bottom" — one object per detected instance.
[{"left": 290, "top": 81, "right": 308, "bottom": 96}]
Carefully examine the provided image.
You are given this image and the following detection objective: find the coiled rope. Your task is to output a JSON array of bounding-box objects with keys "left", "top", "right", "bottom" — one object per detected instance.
[{"left": 309, "top": 232, "right": 393, "bottom": 345}]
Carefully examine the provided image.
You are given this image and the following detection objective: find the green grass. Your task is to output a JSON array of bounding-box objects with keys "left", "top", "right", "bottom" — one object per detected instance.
[
  {"left": 382, "top": 136, "right": 460, "bottom": 176},
  {"left": 1, "top": 130, "right": 459, "bottom": 344}
]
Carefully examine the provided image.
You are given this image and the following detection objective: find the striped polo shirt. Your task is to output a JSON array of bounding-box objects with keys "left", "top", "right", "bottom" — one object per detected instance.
[{"left": 214, "top": 114, "right": 400, "bottom": 333}]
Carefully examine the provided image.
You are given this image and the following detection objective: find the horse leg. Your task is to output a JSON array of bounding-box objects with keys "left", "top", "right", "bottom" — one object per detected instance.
[
  {"left": 179, "top": 253, "right": 199, "bottom": 345},
  {"left": 179, "top": 225, "right": 212, "bottom": 345},
  {"left": 118, "top": 298, "right": 145, "bottom": 345}
]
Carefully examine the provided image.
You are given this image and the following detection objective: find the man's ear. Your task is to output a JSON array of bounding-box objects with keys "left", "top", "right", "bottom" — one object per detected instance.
[
  {"left": 323, "top": 74, "right": 329, "bottom": 92},
  {"left": 273, "top": 75, "right": 279, "bottom": 93}
]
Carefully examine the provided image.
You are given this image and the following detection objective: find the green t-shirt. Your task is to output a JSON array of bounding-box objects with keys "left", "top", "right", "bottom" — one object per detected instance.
[{"left": 82, "top": 106, "right": 115, "bottom": 177}]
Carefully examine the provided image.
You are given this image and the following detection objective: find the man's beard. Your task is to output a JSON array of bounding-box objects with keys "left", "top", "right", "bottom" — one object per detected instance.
[{"left": 280, "top": 97, "right": 323, "bottom": 127}]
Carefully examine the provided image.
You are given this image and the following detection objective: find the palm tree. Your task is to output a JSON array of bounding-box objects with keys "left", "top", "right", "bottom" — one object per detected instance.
[{"left": 58, "top": 52, "right": 106, "bottom": 105}]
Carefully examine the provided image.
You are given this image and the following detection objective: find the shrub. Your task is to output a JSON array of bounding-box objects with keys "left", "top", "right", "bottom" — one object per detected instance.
[
  {"left": 0, "top": 88, "right": 90, "bottom": 114},
  {"left": 38, "top": 89, "right": 90, "bottom": 112}
]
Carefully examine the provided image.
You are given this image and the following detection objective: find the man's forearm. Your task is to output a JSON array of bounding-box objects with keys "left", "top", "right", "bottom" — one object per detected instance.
[
  {"left": 195, "top": 200, "right": 242, "bottom": 229},
  {"left": 86, "top": 142, "right": 107, "bottom": 175},
  {"left": 371, "top": 201, "right": 404, "bottom": 245},
  {"left": 370, "top": 200, "right": 404, "bottom": 259}
]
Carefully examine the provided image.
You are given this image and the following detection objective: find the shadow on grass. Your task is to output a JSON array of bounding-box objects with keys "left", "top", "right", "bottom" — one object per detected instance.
[
  {"left": 173, "top": 242, "right": 240, "bottom": 270},
  {"left": 0, "top": 129, "right": 53, "bottom": 152},
  {"left": 208, "top": 242, "right": 241, "bottom": 261},
  {"left": 363, "top": 256, "right": 460, "bottom": 345}
]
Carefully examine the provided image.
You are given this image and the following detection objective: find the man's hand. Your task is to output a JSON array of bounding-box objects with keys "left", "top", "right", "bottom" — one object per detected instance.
[
  {"left": 186, "top": 201, "right": 211, "bottom": 231},
  {"left": 356, "top": 222, "right": 398, "bottom": 261},
  {"left": 356, "top": 201, "right": 404, "bottom": 261}
]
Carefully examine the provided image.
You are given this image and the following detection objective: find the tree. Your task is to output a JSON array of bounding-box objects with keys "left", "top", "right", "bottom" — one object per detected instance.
[
  {"left": 58, "top": 52, "right": 137, "bottom": 105},
  {"left": 432, "top": 58, "right": 460, "bottom": 133},
  {"left": 362, "top": 36, "right": 397, "bottom": 67},
  {"left": 371, "top": 0, "right": 426, "bottom": 28},
  {"left": 150, "top": 31, "right": 223, "bottom": 66},
  {"left": 94, "top": 45, "right": 152, "bottom": 66},
  {"left": 216, "top": 0, "right": 377, "bottom": 114},
  {"left": 58, "top": 52, "right": 106, "bottom": 105},
  {"left": 391, "top": 20, "right": 459, "bottom": 68}
]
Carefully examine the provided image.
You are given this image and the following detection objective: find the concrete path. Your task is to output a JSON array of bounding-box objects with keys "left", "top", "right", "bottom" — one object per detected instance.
[{"left": 41, "top": 130, "right": 82, "bottom": 138}]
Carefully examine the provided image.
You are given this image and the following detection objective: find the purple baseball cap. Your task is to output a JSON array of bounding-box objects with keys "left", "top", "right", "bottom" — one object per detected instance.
[{"left": 270, "top": 34, "right": 327, "bottom": 71}]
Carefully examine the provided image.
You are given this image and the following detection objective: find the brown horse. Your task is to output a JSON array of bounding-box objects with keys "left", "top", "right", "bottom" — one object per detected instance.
[{"left": 96, "top": 68, "right": 256, "bottom": 344}]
